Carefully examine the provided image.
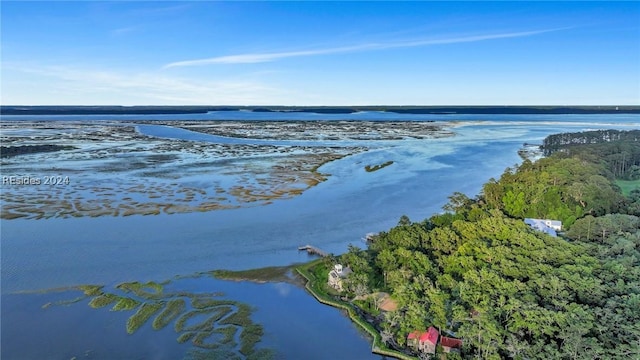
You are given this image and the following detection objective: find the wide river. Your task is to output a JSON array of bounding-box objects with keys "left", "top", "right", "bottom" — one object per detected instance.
[{"left": 2, "top": 112, "right": 639, "bottom": 359}]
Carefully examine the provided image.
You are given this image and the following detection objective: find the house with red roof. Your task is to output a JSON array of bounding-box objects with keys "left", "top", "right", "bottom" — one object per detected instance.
[
  {"left": 440, "top": 336, "right": 463, "bottom": 353},
  {"left": 406, "top": 326, "right": 439, "bottom": 354}
]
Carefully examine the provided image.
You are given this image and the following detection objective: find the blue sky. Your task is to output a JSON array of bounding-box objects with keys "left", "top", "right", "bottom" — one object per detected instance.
[{"left": 2, "top": 1, "right": 639, "bottom": 105}]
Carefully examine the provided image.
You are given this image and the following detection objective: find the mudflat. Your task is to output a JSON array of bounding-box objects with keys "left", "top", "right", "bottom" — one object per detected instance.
[{"left": 0, "top": 120, "right": 452, "bottom": 220}]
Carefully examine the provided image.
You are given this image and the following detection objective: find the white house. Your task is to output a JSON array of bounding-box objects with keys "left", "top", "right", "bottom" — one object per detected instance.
[
  {"left": 328, "top": 264, "right": 352, "bottom": 291},
  {"left": 525, "top": 218, "right": 562, "bottom": 237}
]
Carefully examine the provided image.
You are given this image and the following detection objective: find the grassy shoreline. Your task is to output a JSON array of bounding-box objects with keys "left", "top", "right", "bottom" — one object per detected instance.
[
  {"left": 210, "top": 266, "right": 299, "bottom": 284},
  {"left": 211, "top": 261, "right": 414, "bottom": 358}
]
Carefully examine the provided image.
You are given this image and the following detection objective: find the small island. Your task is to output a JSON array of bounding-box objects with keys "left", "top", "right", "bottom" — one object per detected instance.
[{"left": 365, "top": 161, "right": 394, "bottom": 172}]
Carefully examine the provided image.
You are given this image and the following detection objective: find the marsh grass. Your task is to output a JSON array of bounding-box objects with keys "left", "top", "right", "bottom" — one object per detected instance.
[
  {"left": 364, "top": 161, "right": 394, "bottom": 172},
  {"left": 78, "top": 285, "right": 104, "bottom": 296},
  {"left": 116, "top": 281, "right": 164, "bottom": 298},
  {"left": 177, "top": 331, "right": 196, "bottom": 344},
  {"left": 1, "top": 211, "right": 27, "bottom": 219},
  {"left": 192, "top": 327, "right": 244, "bottom": 351},
  {"left": 174, "top": 306, "right": 233, "bottom": 333},
  {"left": 53, "top": 295, "right": 87, "bottom": 306},
  {"left": 246, "top": 348, "right": 276, "bottom": 360},
  {"left": 88, "top": 293, "right": 118, "bottom": 308},
  {"left": 184, "top": 348, "right": 242, "bottom": 360},
  {"left": 191, "top": 298, "right": 237, "bottom": 309},
  {"left": 214, "top": 326, "right": 237, "bottom": 345},
  {"left": 210, "top": 266, "right": 293, "bottom": 283},
  {"left": 239, "top": 324, "right": 264, "bottom": 356},
  {"left": 112, "top": 297, "right": 141, "bottom": 311},
  {"left": 152, "top": 298, "right": 186, "bottom": 330},
  {"left": 1, "top": 136, "right": 356, "bottom": 221},
  {"left": 126, "top": 302, "right": 164, "bottom": 334},
  {"left": 220, "top": 304, "right": 252, "bottom": 327},
  {"left": 46, "top": 276, "right": 270, "bottom": 358},
  {"left": 193, "top": 331, "right": 223, "bottom": 349}
]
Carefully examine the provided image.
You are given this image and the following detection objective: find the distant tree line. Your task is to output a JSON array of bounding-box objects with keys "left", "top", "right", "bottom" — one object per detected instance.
[
  {"left": 3, "top": 105, "right": 639, "bottom": 115},
  {"left": 543, "top": 129, "right": 640, "bottom": 149}
]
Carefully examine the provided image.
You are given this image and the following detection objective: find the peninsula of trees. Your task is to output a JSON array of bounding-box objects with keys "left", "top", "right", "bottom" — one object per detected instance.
[{"left": 332, "top": 129, "right": 640, "bottom": 359}]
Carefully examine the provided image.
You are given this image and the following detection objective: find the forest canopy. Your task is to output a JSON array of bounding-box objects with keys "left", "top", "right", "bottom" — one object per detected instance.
[{"left": 339, "top": 130, "right": 640, "bottom": 359}]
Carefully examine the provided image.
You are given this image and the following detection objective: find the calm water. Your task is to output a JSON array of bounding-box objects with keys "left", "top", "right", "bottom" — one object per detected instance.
[
  {"left": 1, "top": 277, "right": 376, "bottom": 360},
  {"left": 2, "top": 113, "right": 639, "bottom": 359}
]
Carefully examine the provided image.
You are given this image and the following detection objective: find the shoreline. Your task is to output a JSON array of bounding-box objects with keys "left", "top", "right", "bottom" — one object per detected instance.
[
  {"left": 211, "top": 261, "right": 416, "bottom": 359},
  {"left": 295, "top": 260, "right": 416, "bottom": 360}
]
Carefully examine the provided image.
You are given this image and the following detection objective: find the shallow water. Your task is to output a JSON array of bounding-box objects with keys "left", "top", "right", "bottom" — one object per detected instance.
[
  {"left": 2, "top": 275, "right": 379, "bottom": 360},
  {"left": 2, "top": 113, "right": 639, "bottom": 359}
]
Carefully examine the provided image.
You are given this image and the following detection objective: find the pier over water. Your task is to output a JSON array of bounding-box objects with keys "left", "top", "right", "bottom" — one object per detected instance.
[{"left": 298, "top": 245, "right": 329, "bottom": 257}]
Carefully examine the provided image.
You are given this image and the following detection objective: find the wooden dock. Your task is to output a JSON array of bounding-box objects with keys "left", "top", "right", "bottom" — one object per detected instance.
[{"left": 298, "top": 245, "right": 329, "bottom": 257}]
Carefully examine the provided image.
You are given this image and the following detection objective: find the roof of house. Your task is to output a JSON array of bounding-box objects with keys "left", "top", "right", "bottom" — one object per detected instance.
[
  {"left": 524, "top": 218, "right": 558, "bottom": 236},
  {"left": 378, "top": 295, "right": 398, "bottom": 312},
  {"left": 407, "top": 331, "right": 422, "bottom": 340},
  {"left": 545, "top": 219, "right": 562, "bottom": 227},
  {"left": 329, "top": 265, "right": 352, "bottom": 279},
  {"left": 341, "top": 267, "right": 353, "bottom": 277},
  {"left": 420, "top": 326, "right": 439, "bottom": 344},
  {"left": 440, "top": 336, "right": 463, "bottom": 349}
]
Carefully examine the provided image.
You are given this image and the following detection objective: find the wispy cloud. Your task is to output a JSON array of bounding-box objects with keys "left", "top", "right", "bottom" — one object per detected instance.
[
  {"left": 110, "top": 26, "right": 138, "bottom": 37},
  {"left": 164, "top": 28, "right": 568, "bottom": 68},
  {"left": 3, "top": 63, "right": 284, "bottom": 105},
  {"left": 165, "top": 44, "right": 377, "bottom": 67},
  {"left": 108, "top": 3, "right": 194, "bottom": 19}
]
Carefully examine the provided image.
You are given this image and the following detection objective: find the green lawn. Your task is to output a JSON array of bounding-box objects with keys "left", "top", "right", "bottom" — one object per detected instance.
[{"left": 616, "top": 179, "right": 640, "bottom": 197}]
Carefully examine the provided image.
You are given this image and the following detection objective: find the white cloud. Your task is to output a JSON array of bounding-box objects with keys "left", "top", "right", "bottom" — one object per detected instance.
[
  {"left": 164, "top": 28, "right": 568, "bottom": 68},
  {"left": 164, "top": 44, "right": 378, "bottom": 67},
  {"left": 2, "top": 64, "right": 284, "bottom": 105}
]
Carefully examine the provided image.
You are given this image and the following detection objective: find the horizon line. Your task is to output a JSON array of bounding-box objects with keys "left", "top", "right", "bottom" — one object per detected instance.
[
  {"left": 2, "top": 104, "right": 637, "bottom": 108},
  {"left": 0, "top": 104, "right": 640, "bottom": 111}
]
